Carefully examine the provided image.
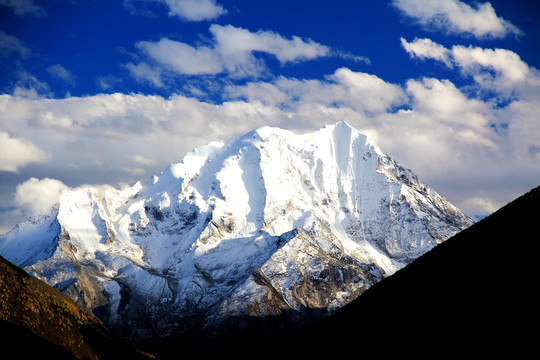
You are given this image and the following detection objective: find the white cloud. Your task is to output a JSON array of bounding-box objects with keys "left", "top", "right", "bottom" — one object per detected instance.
[
  {"left": 405, "top": 77, "right": 487, "bottom": 121},
  {"left": 393, "top": 0, "right": 521, "bottom": 38},
  {"left": 398, "top": 38, "right": 540, "bottom": 216},
  {"left": 462, "top": 196, "right": 501, "bottom": 216},
  {"left": 14, "top": 177, "right": 68, "bottom": 216},
  {"left": 400, "top": 37, "right": 540, "bottom": 98},
  {"left": 46, "top": 64, "right": 76, "bottom": 85},
  {"left": 0, "top": 0, "right": 45, "bottom": 17},
  {"left": 135, "top": 38, "right": 223, "bottom": 76},
  {"left": 124, "top": 62, "right": 165, "bottom": 87},
  {"left": 11, "top": 71, "right": 52, "bottom": 98},
  {"left": 133, "top": 154, "right": 156, "bottom": 166},
  {"left": 129, "top": 24, "right": 331, "bottom": 82},
  {"left": 400, "top": 37, "right": 453, "bottom": 67},
  {"left": 228, "top": 68, "right": 406, "bottom": 115},
  {"left": 12, "top": 178, "right": 121, "bottom": 220},
  {"left": 123, "top": 0, "right": 226, "bottom": 21},
  {"left": 451, "top": 45, "right": 540, "bottom": 95},
  {"left": 400, "top": 77, "right": 498, "bottom": 163},
  {"left": 0, "top": 131, "right": 50, "bottom": 172},
  {"left": 210, "top": 24, "right": 330, "bottom": 66},
  {"left": 161, "top": 0, "right": 226, "bottom": 21}
]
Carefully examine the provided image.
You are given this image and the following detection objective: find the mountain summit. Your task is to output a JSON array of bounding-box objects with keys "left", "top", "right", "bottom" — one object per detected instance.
[{"left": 0, "top": 121, "right": 473, "bottom": 346}]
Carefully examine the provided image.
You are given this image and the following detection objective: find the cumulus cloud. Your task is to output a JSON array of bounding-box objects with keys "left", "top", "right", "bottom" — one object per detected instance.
[
  {"left": 401, "top": 37, "right": 540, "bottom": 97},
  {"left": 398, "top": 38, "right": 540, "bottom": 215},
  {"left": 0, "top": 131, "right": 50, "bottom": 172},
  {"left": 129, "top": 24, "right": 331, "bottom": 82},
  {"left": 0, "top": 92, "right": 284, "bottom": 178},
  {"left": 228, "top": 67, "right": 406, "bottom": 114},
  {"left": 451, "top": 46, "right": 540, "bottom": 95},
  {"left": 395, "top": 77, "right": 498, "bottom": 172},
  {"left": 393, "top": 0, "right": 521, "bottom": 38},
  {"left": 14, "top": 177, "right": 68, "bottom": 216}
]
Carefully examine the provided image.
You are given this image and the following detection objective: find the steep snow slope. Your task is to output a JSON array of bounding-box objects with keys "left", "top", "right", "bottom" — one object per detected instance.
[{"left": 0, "top": 121, "right": 473, "bottom": 343}]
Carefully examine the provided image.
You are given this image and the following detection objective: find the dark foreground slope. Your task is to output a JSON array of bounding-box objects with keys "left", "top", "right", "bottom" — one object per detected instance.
[
  {"left": 0, "top": 255, "right": 155, "bottom": 359},
  {"left": 291, "top": 186, "right": 539, "bottom": 357}
]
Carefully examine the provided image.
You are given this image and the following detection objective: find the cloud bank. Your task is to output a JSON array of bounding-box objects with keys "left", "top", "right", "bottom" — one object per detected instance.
[{"left": 2, "top": 48, "right": 539, "bottom": 229}]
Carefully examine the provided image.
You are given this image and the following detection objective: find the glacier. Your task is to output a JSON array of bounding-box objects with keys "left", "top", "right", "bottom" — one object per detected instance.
[{"left": 0, "top": 121, "right": 474, "bottom": 344}]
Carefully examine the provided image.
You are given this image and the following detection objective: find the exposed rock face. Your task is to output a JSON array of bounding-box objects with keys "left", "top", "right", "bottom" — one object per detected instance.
[{"left": 0, "top": 121, "right": 473, "bottom": 345}]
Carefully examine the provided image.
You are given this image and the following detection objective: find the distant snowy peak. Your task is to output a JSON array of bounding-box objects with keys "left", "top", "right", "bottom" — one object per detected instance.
[{"left": 0, "top": 121, "right": 473, "bottom": 344}]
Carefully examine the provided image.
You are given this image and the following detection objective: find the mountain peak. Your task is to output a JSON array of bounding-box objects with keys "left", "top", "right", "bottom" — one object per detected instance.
[
  {"left": 326, "top": 119, "right": 355, "bottom": 131},
  {"left": 0, "top": 122, "right": 473, "bottom": 347}
]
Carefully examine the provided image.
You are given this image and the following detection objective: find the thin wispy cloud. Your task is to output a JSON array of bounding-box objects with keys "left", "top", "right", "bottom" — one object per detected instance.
[
  {"left": 0, "top": 0, "right": 45, "bottom": 17},
  {"left": 0, "top": 31, "right": 32, "bottom": 59},
  {"left": 124, "top": 0, "right": 226, "bottom": 21},
  {"left": 46, "top": 64, "right": 76, "bottom": 86}
]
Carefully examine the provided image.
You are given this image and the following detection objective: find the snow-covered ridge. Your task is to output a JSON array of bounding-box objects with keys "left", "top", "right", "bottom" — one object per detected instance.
[{"left": 0, "top": 121, "right": 474, "bottom": 343}]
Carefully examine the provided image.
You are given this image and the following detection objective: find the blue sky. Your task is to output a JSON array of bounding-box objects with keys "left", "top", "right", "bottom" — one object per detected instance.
[{"left": 1, "top": 0, "right": 540, "bottom": 233}]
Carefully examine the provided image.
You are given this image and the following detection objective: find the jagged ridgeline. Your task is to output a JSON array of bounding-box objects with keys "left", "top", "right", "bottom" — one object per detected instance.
[{"left": 0, "top": 121, "right": 473, "bottom": 350}]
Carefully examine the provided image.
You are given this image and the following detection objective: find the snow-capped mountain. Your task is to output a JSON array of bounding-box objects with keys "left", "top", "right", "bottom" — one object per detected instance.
[{"left": 0, "top": 121, "right": 473, "bottom": 344}]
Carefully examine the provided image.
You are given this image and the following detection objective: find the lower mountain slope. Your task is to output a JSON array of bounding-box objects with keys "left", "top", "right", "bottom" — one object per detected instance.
[
  {"left": 288, "top": 185, "right": 540, "bottom": 357},
  {"left": 0, "top": 255, "right": 155, "bottom": 359}
]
